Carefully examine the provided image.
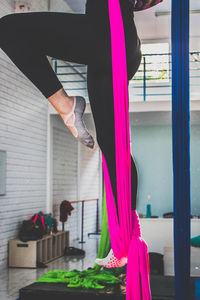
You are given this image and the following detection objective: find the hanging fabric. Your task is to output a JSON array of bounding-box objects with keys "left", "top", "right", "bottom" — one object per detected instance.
[
  {"left": 101, "top": 0, "right": 164, "bottom": 299},
  {"left": 102, "top": 0, "right": 164, "bottom": 299},
  {"left": 171, "top": 1, "right": 191, "bottom": 300}
]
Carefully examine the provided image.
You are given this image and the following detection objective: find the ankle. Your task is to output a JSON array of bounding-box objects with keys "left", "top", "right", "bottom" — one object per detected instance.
[{"left": 48, "top": 94, "right": 75, "bottom": 117}]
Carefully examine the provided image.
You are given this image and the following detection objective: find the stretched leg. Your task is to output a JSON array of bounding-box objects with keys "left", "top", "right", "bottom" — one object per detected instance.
[
  {"left": 87, "top": 0, "right": 142, "bottom": 267},
  {"left": 88, "top": 64, "right": 141, "bottom": 268},
  {"left": 86, "top": 6, "right": 142, "bottom": 211},
  {"left": 87, "top": 66, "right": 138, "bottom": 214},
  {"left": 0, "top": 11, "right": 95, "bottom": 146},
  {"left": 0, "top": 11, "right": 94, "bottom": 98},
  {"left": 85, "top": 0, "right": 142, "bottom": 185}
]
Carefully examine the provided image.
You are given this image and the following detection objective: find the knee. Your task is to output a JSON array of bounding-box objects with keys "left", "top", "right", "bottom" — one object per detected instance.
[
  {"left": 0, "top": 13, "right": 18, "bottom": 33},
  {"left": 0, "top": 14, "right": 20, "bottom": 46}
]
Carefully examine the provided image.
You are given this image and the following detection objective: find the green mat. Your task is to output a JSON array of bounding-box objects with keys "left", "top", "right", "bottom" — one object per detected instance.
[{"left": 36, "top": 268, "right": 120, "bottom": 289}]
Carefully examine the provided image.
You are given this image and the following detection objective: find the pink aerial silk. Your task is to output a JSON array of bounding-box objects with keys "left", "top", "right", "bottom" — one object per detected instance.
[{"left": 101, "top": 0, "right": 151, "bottom": 299}]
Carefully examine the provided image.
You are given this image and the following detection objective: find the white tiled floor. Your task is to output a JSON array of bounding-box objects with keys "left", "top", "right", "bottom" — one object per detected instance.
[{"left": 0, "top": 237, "right": 100, "bottom": 300}]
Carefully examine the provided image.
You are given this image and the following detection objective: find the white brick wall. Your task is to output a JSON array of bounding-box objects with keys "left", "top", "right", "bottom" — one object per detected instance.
[
  {"left": 14, "top": 0, "right": 73, "bottom": 13},
  {"left": 79, "top": 115, "right": 101, "bottom": 241},
  {"left": 51, "top": 114, "right": 101, "bottom": 244},
  {"left": 50, "top": 57, "right": 102, "bottom": 245},
  {"left": 50, "top": 0, "right": 73, "bottom": 12},
  {"left": 0, "top": 0, "right": 73, "bottom": 268},
  {"left": 0, "top": 0, "right": 12, "bottom": 17},
  {"left": 0, "top": 0, "right": 101, "bottom": 267},
  {"left": 51, "top": 114, "right": 79, "bottom": 243}
]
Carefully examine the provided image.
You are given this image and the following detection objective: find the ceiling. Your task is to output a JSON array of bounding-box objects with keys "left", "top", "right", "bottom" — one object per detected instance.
[{"left": 64, "top": 0, "right": 200, "bottom": 41}]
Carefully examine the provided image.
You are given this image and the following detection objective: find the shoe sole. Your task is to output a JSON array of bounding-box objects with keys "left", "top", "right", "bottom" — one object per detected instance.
[{"left": 74, "top": 96, "right": 95, "bottom": 149}]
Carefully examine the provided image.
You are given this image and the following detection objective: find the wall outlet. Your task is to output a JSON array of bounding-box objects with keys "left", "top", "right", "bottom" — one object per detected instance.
[{"left": 14, "top": 1, "right": 30, "bottom": 13}]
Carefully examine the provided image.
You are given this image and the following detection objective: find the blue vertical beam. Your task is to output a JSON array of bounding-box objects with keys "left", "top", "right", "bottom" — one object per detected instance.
[
  {"left": 55, "top": 59, "right": 57, "bottom": 75},
  {"left": 195, "top": 279, "right": 200, "bottom": 300},
  {"left": 171, "top": 1, "right": 191, "bottom": 300}
]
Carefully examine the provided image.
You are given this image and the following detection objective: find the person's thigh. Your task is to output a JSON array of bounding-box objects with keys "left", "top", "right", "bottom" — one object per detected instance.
[
  {"left": 1, "top": 11, "right": 96, "bottom": 65},
  {"left": 87, "top": 66, "right": 114, "bottom": 151}
]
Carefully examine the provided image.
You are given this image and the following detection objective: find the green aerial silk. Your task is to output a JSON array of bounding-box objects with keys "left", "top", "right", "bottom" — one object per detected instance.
[{"left": 94, "top": 181, "right": 111, "bottom": 266}]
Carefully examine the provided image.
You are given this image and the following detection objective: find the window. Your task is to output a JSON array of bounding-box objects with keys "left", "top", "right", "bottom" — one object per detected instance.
[{"left": 135, "top": 42, "right": 170, "bottom": 83}]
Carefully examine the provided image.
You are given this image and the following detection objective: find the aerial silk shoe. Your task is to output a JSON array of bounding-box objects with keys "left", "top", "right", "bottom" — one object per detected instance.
[
  {"left": 95, "top": 248, "right": 127, "bottom": 268},
  {"left": 63, "top": 96, "right": 95, "bottom": 149}
]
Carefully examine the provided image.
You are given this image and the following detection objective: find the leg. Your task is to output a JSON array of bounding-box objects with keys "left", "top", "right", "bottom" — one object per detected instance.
[
  {"left": 85, "top": 0, "right": 142, "bottom": 211},
  {"left": 89, "top": 65, "right": 141, "bottom": 268},
  {"left": 87, "top": 66, "right": 138, "bottom": 214},
  {"left": 87, "top": 31, "right": 141, "bottom": 265},
  {"left": 87, "top": 0, "right": 142, "bottom": 267},
  {"left": 0, "top": 12, "right": 95, "bottom": 144},
  {"left": 0, "top": 11, "right": 94, "bottom": 98}
]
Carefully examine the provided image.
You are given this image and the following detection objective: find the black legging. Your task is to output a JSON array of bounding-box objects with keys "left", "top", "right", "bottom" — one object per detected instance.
[{"left": 0, "top": 0, "right": 142, "bottom": 211}]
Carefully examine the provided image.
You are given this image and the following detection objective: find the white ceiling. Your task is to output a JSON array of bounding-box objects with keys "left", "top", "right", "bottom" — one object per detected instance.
[{"left": 65, "top": 0, "right": 200, "bottom": 42}]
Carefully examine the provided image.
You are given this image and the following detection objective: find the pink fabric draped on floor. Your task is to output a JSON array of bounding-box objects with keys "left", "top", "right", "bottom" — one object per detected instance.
[{"left": 101, "top": 0, "right": 151, "bottom": 299}]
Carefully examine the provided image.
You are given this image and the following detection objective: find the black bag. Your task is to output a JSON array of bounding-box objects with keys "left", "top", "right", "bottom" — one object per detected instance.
[
  {"left": 18, "top": 220, "right": 43, "bottom": 242},
  {"left": 64, "top": 247, "right": 85, "bottom": 256},
  {"left": 31, "top": 213, "right": 47, "bottom": 236}
]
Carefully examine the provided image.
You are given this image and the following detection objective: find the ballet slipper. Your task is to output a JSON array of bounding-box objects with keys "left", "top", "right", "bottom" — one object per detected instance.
[
  {"left": 95, "top": 248, "right": 127, "bottom": 268},
  {"left": 63, "top": 96, "right": 95, "bottom": 149}
]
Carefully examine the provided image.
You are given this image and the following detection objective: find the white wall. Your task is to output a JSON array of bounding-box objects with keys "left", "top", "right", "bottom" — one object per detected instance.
[
  {"left": 0, "top": 0, "right": 71, "bottom": 268},
  {"left": 79, "top": 115, "right": 101, "bottom": 241},
  {"left": 16, "top": 0, "right": 73, "bottom": 13},
  {"left": 51, "top": 114, "right": 79, "bottom": 243},
  {"left": 50, "top": 0, "right": 73, "bottom": 12},
  {"left": 49, "top": 54, "right": 102, "bottom": 243},
  {"left": 140, "top": 218, "right": 200, "bottom": 255},
  {"left": 51, "top": 114, "right": 101, "bottom": 244}
]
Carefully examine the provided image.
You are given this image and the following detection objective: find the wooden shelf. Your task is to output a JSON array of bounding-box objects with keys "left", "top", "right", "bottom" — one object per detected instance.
[{"left": 8, "top": 231, "right": 69, "bottom": 268}]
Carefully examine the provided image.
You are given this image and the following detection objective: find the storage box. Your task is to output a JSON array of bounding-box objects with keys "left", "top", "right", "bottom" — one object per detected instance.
[
  {"left": 163, "top": 244, "right": 200, "bottom": 276},
  {"left": 9, "top": 231, "right": 69, "bottom": 268}
]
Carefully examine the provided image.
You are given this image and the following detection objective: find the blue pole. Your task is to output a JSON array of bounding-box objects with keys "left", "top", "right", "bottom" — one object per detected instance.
[
  {"left": 171, "top": 1, "right": 191, "bottom": 300},
  {"left": 55, "top": 59, "right": 57, "bottom": 75}
]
